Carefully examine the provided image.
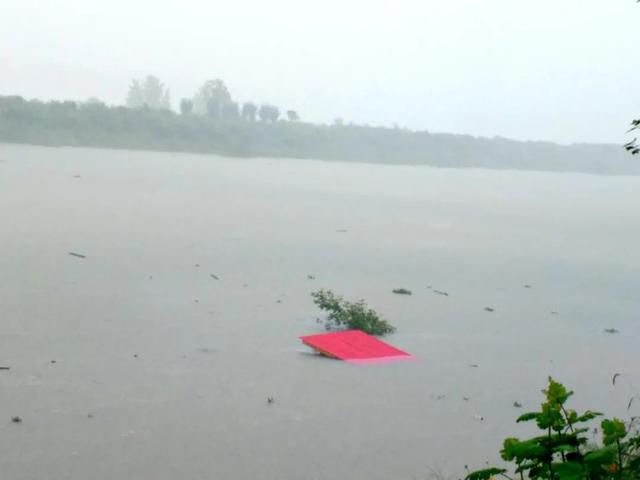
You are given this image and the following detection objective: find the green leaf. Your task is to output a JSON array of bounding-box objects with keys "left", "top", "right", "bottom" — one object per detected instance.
[
  {"left": 516, "top": 412, "right": 539, "bottom": 423},
  {"left": 544, "top": 377, "right": 574, "bottom": 406},
  {"left": 538, "top": 402, "right": 565, "bottom": 431},
  {"left": 566, "top": 409, "right": 578, "bottom": 424},
  {"left": 583, "top": 445, "right": 616, "bottom": 467},
  {"left": 575, "top": 411, "right": 603, "bottom": 423},
  {"left": 464, "top": 467, "right": 507, "bottom": 480},
  {"left": 553, "top": 444, "right": 579, "bottom": 454},
  {"left": 602, "top": 418, "right": 627, "bottom": 445},
  {"left": 552, "top": 461, "right": 586, "bottom": 480},
  {"left": 500, "top": 437, "right": 548, "bottom": 462},
  {"left": 514, "top": 462, "right": 537, "bottom": 473}
]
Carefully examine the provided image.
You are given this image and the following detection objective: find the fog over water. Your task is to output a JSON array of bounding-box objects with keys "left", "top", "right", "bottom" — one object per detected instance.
[
  {"left": 1, "top": 144, "right": 638, "bottom": 479},
  {"left": 1, "top": 0, "right": 638, "bottom": 143}
]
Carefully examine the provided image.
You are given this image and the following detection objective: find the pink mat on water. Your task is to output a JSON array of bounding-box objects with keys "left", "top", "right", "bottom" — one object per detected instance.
[{"left": 300, "top": 330, "right": 411, "bottom": 364}]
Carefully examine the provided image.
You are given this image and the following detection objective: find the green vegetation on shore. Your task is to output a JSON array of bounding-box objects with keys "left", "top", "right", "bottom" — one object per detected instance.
[
  {"left": 0, "top": 93, "right": 637, "bottom": 175},
  {"left": 466, "top": 377, "right": 640, "bottom": 480}
]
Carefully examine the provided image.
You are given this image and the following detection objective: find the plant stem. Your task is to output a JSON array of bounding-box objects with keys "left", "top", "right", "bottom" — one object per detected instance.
[
  {"left": 548, "top": 425, "right": 555, "bottom": 480},
  {"left": 560, "top": 405, "right": 586, "bottom": 468},
  {"left": 615, "top": 438, "right": 623, "bottom": 480}
]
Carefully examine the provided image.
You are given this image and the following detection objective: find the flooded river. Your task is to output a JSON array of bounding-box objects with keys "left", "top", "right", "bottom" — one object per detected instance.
[{"left": 1, "top": 143, "right": 639, "bottom": 479}]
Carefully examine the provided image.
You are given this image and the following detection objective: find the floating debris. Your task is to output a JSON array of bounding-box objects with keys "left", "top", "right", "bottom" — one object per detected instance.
[
  {"left": 550, "top": 311, "right": 559, "bottom": 315},
  {"left": 133, "top": 354, "right": 139, "bottom": 358},
  {"left": 427, "top": 286, "right": 449, "bottom": 296},
  {"left": 613, "top": 373, "right": 621, "bottom": 385},
  {"left": 50, "top": 360, "right": 56, "bottom": 364},
  {"left": 469, "top": 364, "right": 479, "bottom": 368},
  {"left": 335, "top": 229, "right": 348, "bottom": 233},
  {"left": 68, "top": 252, "right": 86, "bottom": 259},
  {"left": 11, "top": 416, "right": 22, "bottom": 423},
  {"left": 300, "top": 330, "right": 411, "bottom": 363},
  {"left": 198, "top": 348, "right": 216, "bottom": 354},
  {"left": 484, "top": 307, "right": 495, "bottom": 312},
  {"left": 0, "top": 366, "right": 10, "bottom": 370},
  {"left": 463, "top": 396, "right": 470, "bottom": 401},
  {"left": 524, "top": 285, "right": 532, "bottom": 289},
  {"left": 210, "top": 274, "right": 219, "bottom": 280},
  {"left": 513, "top": 401, "right": 522, "bottom": 408},
  {"left": 474, "top": 414, "right": 484, "bottom": 421},
  {"left": 267, "top": 397, "right": 275, "bottom": 404},
  {"left": 194, "top": 264, "right": 200, "bottom": 267},
  {"left": 604, "top": 328, "right": 619, "bottom": 334},
  {"left": 392, "top": 288, "right": 412, "bottom": 295},
  {"left": 87, "top": 414, "right": 94, "bottom": 419},
  {"left": 307, "top": 275, "right": 315, "bottom": 280}
]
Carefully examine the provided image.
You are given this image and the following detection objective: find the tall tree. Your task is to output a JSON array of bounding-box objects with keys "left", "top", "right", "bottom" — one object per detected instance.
[
  {"left": 286, "top": 110, "right": 300, "bottom": 122},
  {"left": 193, "top": 79, "right": 231, "bottom": 117},
  {"left": 241, "top": 102, "right": 258, "bottom": 121},
  {"left": 179, "top": 98, "right": 193, "bottom": 115},
  {"left": 258, "top": 104, "right": 280, "bottom": 122},
  {"left": 126, "top": 75, "right": 170, "bottom": 110},
  {"left": 222, "top": 101, "right": 240, "bottom": 120}
]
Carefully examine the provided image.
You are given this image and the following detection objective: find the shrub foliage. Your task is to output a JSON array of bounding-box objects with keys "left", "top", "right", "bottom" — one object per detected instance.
[
  {"left": 466, "top": 377, "right": 640, "bottom": 480},
  {"left": 311, "top": 289, "right": 395, "bottom": 336}
]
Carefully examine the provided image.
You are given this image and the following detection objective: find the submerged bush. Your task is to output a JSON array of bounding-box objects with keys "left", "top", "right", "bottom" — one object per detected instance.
[
  {"left": 392, "top": 288, "right": 412, "bottom": 295},
  {"left": 466, "top": 377, "right": 640, "bottom": 480},
  {"left": 311, "top": 289, "right": 395, "bottom": 336}
]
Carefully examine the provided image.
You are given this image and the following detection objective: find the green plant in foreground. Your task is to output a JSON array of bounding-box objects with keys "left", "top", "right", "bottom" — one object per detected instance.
[
  {"left": 466, "top": 377, "right": 640, "bottom": 480},
  {"left": 311, "top": 289, "right": 395, "bottom": 335}
]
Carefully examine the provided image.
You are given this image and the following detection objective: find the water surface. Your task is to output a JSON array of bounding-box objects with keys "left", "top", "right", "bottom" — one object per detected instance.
[{"left": 1, "top": 144, "right": 639, "bottom": 479}]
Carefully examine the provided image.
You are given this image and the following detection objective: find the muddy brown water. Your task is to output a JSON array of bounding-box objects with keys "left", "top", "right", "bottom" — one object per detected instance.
[{"left": 1, "top": 143, "right": 639, "bottom": 479}]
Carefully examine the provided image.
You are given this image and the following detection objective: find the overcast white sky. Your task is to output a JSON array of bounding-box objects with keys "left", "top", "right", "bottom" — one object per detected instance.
[{"left": 0, "top": 0, "right": 637, "bottom": 144}]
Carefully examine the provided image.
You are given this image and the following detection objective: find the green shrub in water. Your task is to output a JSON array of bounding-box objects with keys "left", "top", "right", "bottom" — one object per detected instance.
[
  {"left": 392, "top": 288, "right": 412, "bottom": 295},
  {"left": 311, "top": 289, "right": 395, "bottom": 336}
]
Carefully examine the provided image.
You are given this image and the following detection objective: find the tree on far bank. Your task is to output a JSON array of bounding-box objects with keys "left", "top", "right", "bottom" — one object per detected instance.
[
  {"left": 222, "top": 101, "right": 240, "bottom": 120},
  {"left": 259, "top": 104, "right": 280, "bottom": 122},
  {"left": 286, "top": 110, "right": 299, "bottom": 122},
  {"left": 241, "top": 102, "right": 257, "bottom": 121},
  {"left": 179, "top": 99, "right": 193, "bottom": 115},
  {"left": 126, "top": 75, "right": 170, "bottom": 110},
  {"left": 193, "top": 79, "right": 231, "bottom": 118}
]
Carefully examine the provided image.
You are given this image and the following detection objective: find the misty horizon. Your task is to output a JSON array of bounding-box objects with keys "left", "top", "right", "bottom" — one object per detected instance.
[{"left": 1, "top": 0, "right": 637, "bottom": 145}]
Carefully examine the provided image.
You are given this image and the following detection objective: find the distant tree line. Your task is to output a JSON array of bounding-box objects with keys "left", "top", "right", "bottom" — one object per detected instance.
[
  {"left": 0, "top": 90, "right": 638, "bottom": 175},
  {"left": 125, "top": 75, "right": 298, "bottom": 125}
]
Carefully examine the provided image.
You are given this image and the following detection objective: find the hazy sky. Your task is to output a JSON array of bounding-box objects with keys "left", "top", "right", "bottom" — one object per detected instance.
[{"left": 1, "top": 0, "right": 637, "bottom": 144}]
